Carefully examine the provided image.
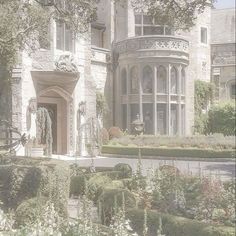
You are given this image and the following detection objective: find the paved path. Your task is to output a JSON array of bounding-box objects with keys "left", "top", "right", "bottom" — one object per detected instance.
[{"left": 53, "top": 155, "right": 235, "bottom": 181}]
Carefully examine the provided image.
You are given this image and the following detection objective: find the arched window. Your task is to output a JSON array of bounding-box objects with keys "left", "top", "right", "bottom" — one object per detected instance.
[
  {"left": 121, "top": 68, "right": 127, "bottom": 95},
  {"left": 142, "top": 66, "right": 153, "bottom": 93},
  {"left": 181, "top": 68, "right": 185, "bottom": 95},
  {"left": 130, "top": 66, "right": 139, "bottom": 94},
  {"left": 171, "top": 67, "right": 178, "bottom": 94},
  {"left": 157, "top": 66, "right": 167, "bottom": 93}
]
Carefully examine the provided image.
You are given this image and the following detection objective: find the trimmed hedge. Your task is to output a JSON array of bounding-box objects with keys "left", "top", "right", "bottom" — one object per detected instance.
[
  {"left": 0, "top": 157, "right": 70, "bottom": 211},
  {"left": 102, "top": 145, "right": 235, "bottom": 159},
  {"left": 126, "top": 209, "right": 235, "bottom": 236}
]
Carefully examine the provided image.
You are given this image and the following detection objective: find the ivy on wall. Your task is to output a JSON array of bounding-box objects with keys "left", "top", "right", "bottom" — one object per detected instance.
[{"left": 194, "top": 80, "right": 214, "bottom": 134}]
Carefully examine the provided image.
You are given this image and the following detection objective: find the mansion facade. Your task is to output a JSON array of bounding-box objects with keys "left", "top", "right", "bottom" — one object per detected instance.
[{"left": 2, "top": 1, "right": 235, "bottom": 156}]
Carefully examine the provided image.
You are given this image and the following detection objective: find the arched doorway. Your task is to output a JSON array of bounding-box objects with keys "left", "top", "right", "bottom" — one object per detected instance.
[{"left": 37, "top": 86, "right": 73, "bottom": 155}]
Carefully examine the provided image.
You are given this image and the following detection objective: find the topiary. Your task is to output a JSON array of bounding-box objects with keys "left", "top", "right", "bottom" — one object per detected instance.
[
  {"left": 100, "top": 128, "right": 109, "bottom": 145},
  {"left": 15, "top": 196, "right": 47, "bottom": 226},
  {"left": 98, "top": 188, "right": 136, "bottom": 225},
  {"left": 114, "top": 163, "right": 132, "bottom": 178},
  {"left": 108, "top": 127, "right": 123, "bottom": 140},
  {"left": 87, "top": 174, "right": 112, "bottom": 202}
]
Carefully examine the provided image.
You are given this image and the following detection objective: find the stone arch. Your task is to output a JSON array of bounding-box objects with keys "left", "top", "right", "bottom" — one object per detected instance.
[{"left": 171, "top": 66, "right": 178, "bottom": 94}]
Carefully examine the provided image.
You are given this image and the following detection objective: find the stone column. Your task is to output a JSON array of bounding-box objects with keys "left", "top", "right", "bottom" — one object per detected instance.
[
  {"left": 154, "top": 65, "right": 157, "bottom": 135},
  {"left": 178, "top": 65, "right": 182, "bottom": 136},
  {"left": 167, "top": 64, "right": 171, "bottom": 135},
  {"left": 139, "top": 64, "right": 143, "bottom": 121}
]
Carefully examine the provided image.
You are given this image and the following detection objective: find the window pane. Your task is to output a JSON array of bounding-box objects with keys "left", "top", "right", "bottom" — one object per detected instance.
[
  {"left": 130, "top": 67, "right": 139, "bottom": 94},
  {"left": 65, "top": 25, "right": 73, "bottom": 52},
  {"left": 143, "top": 104, "right": 153, "bottom": 134},
  {"left": 135, "top": 14, "right": 142, "bottom": 24},
  {"left": 122, "top": 104, "right": 127, "bottom": 131},
  {"left": 181, "top": 105, "right": 185, "bottom": 135},
  {"left": 143, "top": 26, "right": 164, "bottom": 35},
  {"left": 201, "top": 27, "right": 207, "bottom": 44},
  {"left": 121, "top": 69, "right": 127, "bottom": 95},
  {"left": 142, "top": 66, "right": 153, "bottom": 93},
  {"left": 157, "top": 66, "right": 167, "bottom": 93},
  {"left": 170, "top": 104, "right": 178, "bottom": 135},
  {"left": 143, "top": 15, "right": 153, "bottom": 24},
  {"left": 157, "top": 104, "right": 167, "bottom": 135},
  {"left": 135, "top": 26, "right": 142, "bottom": 36},
  {"left": 171, "top": 67, "right": 178, "bottom": 94},
  {"left": 56, "top": 22, "right": 64, "bottom": 50}
]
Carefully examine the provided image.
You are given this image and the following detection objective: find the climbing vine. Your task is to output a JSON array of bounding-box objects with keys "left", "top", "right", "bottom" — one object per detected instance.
[{"left": 36, "top": 107, "right": 53, "bottom": 156}]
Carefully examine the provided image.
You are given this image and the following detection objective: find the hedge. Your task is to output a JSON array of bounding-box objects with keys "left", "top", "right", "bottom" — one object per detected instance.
[
  {"left": 102, "top": 145, "right": 235, "bottom": 159},
  {"left": 126, "top": 209, "right": 235, "bottom": 236},
  {"left": 0, "top": 157, "right": 70, "bottom": 211}
]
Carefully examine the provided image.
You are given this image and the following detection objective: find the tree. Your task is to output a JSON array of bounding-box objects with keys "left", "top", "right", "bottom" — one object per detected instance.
[{"left": 130, "top": 0, "right": 215, "bottom": 30}]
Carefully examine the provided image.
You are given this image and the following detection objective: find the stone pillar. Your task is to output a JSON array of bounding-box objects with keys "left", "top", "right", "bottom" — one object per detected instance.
[
  {"left": 127, "top": 65, "right": 131, "bottom": 132},
  {"left": 177, "top": 65, "right": 182, "bottom": 136},
  {"left": 167, "top": 64, "right": 171, "bottom": 135},
  {"left": 139, "top": 64, "right": 143, "bottom": 121},
  {"left": 153, "top": 65, "right": 157, "bottom": 135}
]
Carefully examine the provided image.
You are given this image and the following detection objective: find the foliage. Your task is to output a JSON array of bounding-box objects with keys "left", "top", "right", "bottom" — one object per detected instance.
[
  {"left": 194, "top": 80, "right": 214, "bottom": 134},
  {"left": 126, "top": 208, "right": 235, "bottom": 236},
  {"left": 114, "top": 163, "right": 133, "bottom": 178},
  {"left": 70, "top": 174, "right": 87, "bottom": 196},
  {"left": 130, "top": 0, "right": 215, "bottom": 31},
  {"left": 98, "top": 188, "right": 136, "bottom": 225},
  {"left": 102, "top": 145, "right": 235, "bottom": 159},
  {"left": 207, "top": 102, "right": 236, "bottom": 136},
  {"left": 108, "top": 134, "right": 235, "bottom": 150},
  {"left": 100, "top": 128, "right": 109, "bottom": 145},
  {"left": 108, "top": 127, "right": 123, "bottom": 140},
  {"left": 96, "top": 91, "right": 108, "bottom": 118},
  {"left": 36, "top": 107, "right": 53, "bottom": 156}
]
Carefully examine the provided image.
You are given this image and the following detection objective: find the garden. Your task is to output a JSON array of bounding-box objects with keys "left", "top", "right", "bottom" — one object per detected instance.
[{"left": 0, "top": 154, "right": 235, "bottom": 236}]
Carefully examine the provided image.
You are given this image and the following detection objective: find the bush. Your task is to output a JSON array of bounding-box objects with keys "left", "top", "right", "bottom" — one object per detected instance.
[
  {"left": 70, "top": 175, "right": 87, "bottom": 196},
  {"left": 98, "top": 188, "right": 136, "bottom": 225},
  {"left": 87, "top": 174, "right": 112, "bottom": 202},
  {"left": 102, "top": 146, "right": 235, "bottom": 159},
  {"left": 0, "top": 157, "right": 70, "bottom": 211},
  {"left": 207, "top": 102, "right": 236, "bottom": 136},
  {"left": 126, "top": 209, "right": 235, "bottom": 236},
  {"left": 108, "top": 127, "right": 123, "bottom": 140},
  {"left": 101, "top": 128, "right": 109, "bottom": 145},
  {"left": 114, "top": 163, "right": 132, "bottom": 178}
]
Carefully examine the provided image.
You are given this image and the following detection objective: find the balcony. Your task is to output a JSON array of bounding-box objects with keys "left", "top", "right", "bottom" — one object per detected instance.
[{"left": 114, "top": 35, "right": 189, "bottom": 63}]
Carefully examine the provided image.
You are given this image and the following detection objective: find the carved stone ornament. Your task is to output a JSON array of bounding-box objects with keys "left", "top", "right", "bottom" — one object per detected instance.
[
  {"left": 28, "top": 98, "right": 37, "bottom": 114},
  {"left": 55, "top": 54, "right": 78, "bottom": 73},
  {"left": 78, "top": 101, "right": 86, "bottom": 116}
]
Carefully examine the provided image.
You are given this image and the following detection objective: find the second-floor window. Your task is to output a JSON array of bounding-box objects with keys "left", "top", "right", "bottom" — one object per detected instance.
[
  {"left": 56, "top": 21, "right": 73, "bottom": 52},
  {"left": 135, "top": 14, "right": 173, "bottom": 36},
  {"left": 201, "top": 27, "right": 207, "bottom": 44}
]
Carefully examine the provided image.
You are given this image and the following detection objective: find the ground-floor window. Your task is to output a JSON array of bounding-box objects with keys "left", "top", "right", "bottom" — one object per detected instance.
[
  {"left": 143, "top": 103, "right": 153, "bottom": 134},
  {"left": 170, "top": 104, "right": 178, "bottom": 135},
  {"left": 122, "top": 104, "right": 127, "bottom": 131},
  {"left": 157, "top": 103, "right": 167, "bottom": 135}
]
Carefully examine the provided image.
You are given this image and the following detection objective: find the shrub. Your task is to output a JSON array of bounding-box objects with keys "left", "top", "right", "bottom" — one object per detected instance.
[
  {"left": 108, "top": 127, "right": 123, "bottom": 140},
  {"left": 207, "top": 102, "right": 236, "bottom": 136},
  {"left": 114, "top": 163, "right": 132, "bottom": 178},
  {"left": 70, "top": 175, "right": 87, "bottom": 196},
  {"left": 126, "top": 209, "right": 235, "bottom": 236},
  {"left": 98, "top": 188, "right": 136, "bottom": 225},
  {"left": 87, "top": 174, "right": 112, "bottom": 202},
  {"left": 101, "top": 128, "right": 109, "bottom": 145}
]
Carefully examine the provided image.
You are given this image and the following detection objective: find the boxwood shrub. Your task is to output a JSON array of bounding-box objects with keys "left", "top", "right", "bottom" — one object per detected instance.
[
  {"left": 102, "top": 145, "right": 235, "bottom": 159},
  {"left": 126, "top": 209, "right": 235, "bottom": 236}
]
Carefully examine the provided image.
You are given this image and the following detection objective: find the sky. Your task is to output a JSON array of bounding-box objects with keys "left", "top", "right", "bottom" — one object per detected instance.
[{"left": 214, "top": 0, "right": 235, "bottom": 9}]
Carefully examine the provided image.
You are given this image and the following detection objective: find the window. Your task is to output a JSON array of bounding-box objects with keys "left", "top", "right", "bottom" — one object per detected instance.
[
  {"left": 230, "top": 83, "right": 236, "bottom": 99},
  {"left": 121, "top": 69, "right": 127, "bottom": 95},
  {"left": 157, "top": 104, "right": 167, "bottom": 135},
  {"left": 170, "top": 104, "right": 178, "bottom": 135},
  {"left": 157, "top": 66, "right": 167, "bottom": 93},
  {"left": 201, "top": 27, "right": 207, "bottom": 44},
  {"left": 135, "top": 14, "right": 173, "bottom": 36},
  {"left": 56, "top": 21, "right": 73, "bottom": 52},
  {"left": 130, "top": 67, "right": 139, "bottom": 94},
  {"left": 171, "top": 67, "right": 178, "bottom": 94},
  {"left": 122, "top": 104, "right": 127, "bottom": 131},
  {"left": 143, "top": 103, "right": 153, "bottom": 134},
  {"left": 142, "top": 66, "right": 153, "bottom": 93}
]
